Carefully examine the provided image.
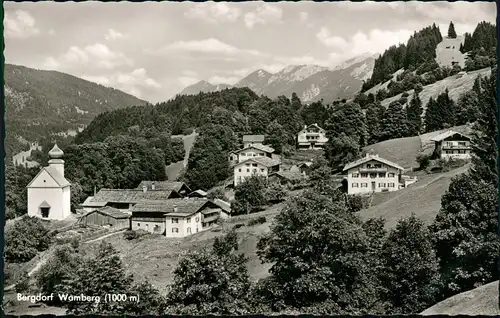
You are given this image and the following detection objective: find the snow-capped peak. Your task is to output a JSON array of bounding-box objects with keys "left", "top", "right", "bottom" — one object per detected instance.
[
  {"left": 268, "top": 65, "right": 329, "bottom": 84},
  {"left": 334, "top": 52, "right": 379, "bottom": 70}
]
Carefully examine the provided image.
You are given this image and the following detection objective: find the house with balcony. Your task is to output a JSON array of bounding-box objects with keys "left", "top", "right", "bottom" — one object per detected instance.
[
  {"left": 343, "top": 153, "right": 417, "bottom": 195},
  {"left": 228, "top": 144, "right": 278, "bottom": 166},
  {"left": 297, "top": 124, "right": 329, "bottom": 150},
  {"left": 233, "top": 157, "right": 281, "bottom": 186},
  {"left": 430, "top": 130, "right": 472, "bottom": 161},
  {"left": 130, "top": 198, "right": 229, "bottom": 237}
]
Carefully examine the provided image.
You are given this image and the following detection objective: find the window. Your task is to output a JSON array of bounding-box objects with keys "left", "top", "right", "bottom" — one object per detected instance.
[
  {"left": 388, "top": 173, "right": 395, "bottom": 177},
  {"left": 245, "top": 163, "right": 250, "bottom": 166},
  {"left": 40, "top": 207, "right": 50, "bottom": 218},
  {"left": 154, "top": 225, "right": 160, "bottom": 232},
  {"left": 260, "top": 153, "right": 264, "bottom": 156},
  {"left": 238, "top": 169, "right": 241, "bottom": 172},
  {"left": 361, "top": 173, "right": 368, "bottom": 178},
  {"left": 172, "top": 218, "right": 179, "bottom": 224},
  {"left": 195, "top": 217, "right": 200, "bottom": 222},
  {"left": 252, "top": 163, "right": 257, "bottom": 167},
  {"left": 352, "top": 173, "right": 359, "bottom": 178},
  {"left": 458, "top": 141, "right": 466, "bottom": 146},
  {"left": 253, "top": 169, "right": 257, "bottom": 173},
  {"left": 187, "top": 227, "right": 191, "bottom": 234},
  {"left": 366, "top": 164, "right": 371, "bottom": 168},
  {"left": 378, "top": 173, "right": 386, "bottom": 178},
  {"left": 388, "top": 183, "right": 395, "bottom": 188},
  {"left": 247, "top": 169, "right": 250, "bottom": 172},
  {"left": 361, "top": 183, "right": 368, "bottom": 188},
  {"left": 374, "top": 164, "right": 382, "bottom": 168},
  {"left": 172, "top": 228, "right": 179, "bottom": 233},
  {"left": 187, "top": 217, "right": 191, "bottom": 223},
  {"left": 352, "top": 183, "right": 359, "bottom": 188},
  {"left": 146, "top": 224, "right": 149, "bottom": 228},
  {"left": 261, "top": 169, "right": 264, "bottom": 172},
  {"left": 137, "top": 223, "right": 140, "bottom": 227},
  {"left": 237, "top": 176, "right": 242, "bottom": 182},
  {"left": 196, "top": 228, "right": 199, "bottom": 233},
  {"left": 370, "top": 173, "right": 377, "bottom": 178}
]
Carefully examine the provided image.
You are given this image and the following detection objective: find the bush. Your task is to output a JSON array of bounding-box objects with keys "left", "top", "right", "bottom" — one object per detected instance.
[
  {"left": 346, "top": 195, "right": 370, "bottom": 213},
  {"left": 5, "top": 216, "right": 52, "bottom": 263},
  {"left": 248, "top": 216, "right": 267, "bottom": 226},
  {"left": 416, "top": 153, "right": 432, "bottom": 170},
  {"left": 15, "top": 271, "right": 30, "bottom": 293},
  {"left": 182, "top": 128, "right": 194, "bottom": 135},
  {"left": 123, "top": 230, "right": 138, "bottom": 240}
]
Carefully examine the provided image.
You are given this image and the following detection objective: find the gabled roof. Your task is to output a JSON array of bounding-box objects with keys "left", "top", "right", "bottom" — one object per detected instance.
[
  {"left": 90, "top": 189, "right": 178, "bottom": 204},
  {"left": 233, "top": 144, "right": 275, "bottom": 154},
  {"left": 243, "top": 135, "right": 265, "bottom": 143},
  {"left": 269, "top": 171, "right": 306, "bottom": 181},
  {"left": 300, "top": 123, "right": 325, "bottom": 133},
  {"left": 39, "top": 201, "right": 51, "bottom": 208},
  {"left": 26, "top": 166, "right": 71, "bottom": 188},
  {"left": 136, "top": 181, "right": 191, "bottom": 193},
  {"left": 235, "top": 156, "right": 281, "bottom": 168},
  {"left": 82, "top": 196, "right": 107, "bottom": 207},
  {"left": 430, "top": 130, "right": 471, "bottom": 142},
  {"left": 212, "top": 198, "right": 231, "bottom": 213},
  {"left": 189, "top": 189, "right": 208, "bottom": 197},
  {"left": 131, "top": 198, "right": 211, "bottom": 217},
  {"left": 342, "top": 154, "right": 404, "bottom": 172},
  {"left": 82, "top": 206, "right": 131, "bottom": 219},
  {"left": 297, "top": 162, "right": 313, "bottom": 168}
]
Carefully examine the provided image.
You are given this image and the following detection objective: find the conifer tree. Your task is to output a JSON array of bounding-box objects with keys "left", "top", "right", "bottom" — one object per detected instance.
[
  {"left": 406, "top": 92, "right": 423, "bottom": 135},
  {"left": 448, "top": 21, "right": 457, "bottom": 38},
  {"left": 381, "top": 101, "right": 408, "bottom": 140}
]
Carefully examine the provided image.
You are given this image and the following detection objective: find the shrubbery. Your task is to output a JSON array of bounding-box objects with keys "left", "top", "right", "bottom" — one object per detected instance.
[
  {"left": 248, "top": 216, "right": 267, "bottom": 226},
  {"left": 5, "top": 216, "right": 53, "bottom": 263}
]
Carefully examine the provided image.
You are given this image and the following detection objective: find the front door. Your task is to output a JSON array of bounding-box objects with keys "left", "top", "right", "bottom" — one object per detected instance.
[{"left": 371, "top": 182, "right": 376, "bottom": 191}]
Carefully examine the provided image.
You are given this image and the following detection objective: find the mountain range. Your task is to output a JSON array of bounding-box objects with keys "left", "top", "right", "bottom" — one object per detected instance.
[
  {"left": 178, "top": 52, "right": 379, "bottom": 103},
  {"left": 4, "top": 63, "right": 147, "bottom": 157}
]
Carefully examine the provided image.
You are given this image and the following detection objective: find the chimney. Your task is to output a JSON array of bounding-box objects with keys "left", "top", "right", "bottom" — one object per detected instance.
[
  {"left": 142, "top": 185, "right": 147, "bottom": 193},
  {"left": 173, "top": 205, "right": 178, "bottom": 213},
  {"left": 151, "top": 182, "right": 155, "bottom": 190}
]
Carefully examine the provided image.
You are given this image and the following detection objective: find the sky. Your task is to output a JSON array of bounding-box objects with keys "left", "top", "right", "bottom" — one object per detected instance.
[{"left": 4, "top": 1, "right": 496, "bottom": 103}]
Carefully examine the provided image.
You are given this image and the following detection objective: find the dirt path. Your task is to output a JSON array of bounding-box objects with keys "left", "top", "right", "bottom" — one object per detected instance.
[{"left": 82, "top": 229, "right": 126, "bottom": 244}]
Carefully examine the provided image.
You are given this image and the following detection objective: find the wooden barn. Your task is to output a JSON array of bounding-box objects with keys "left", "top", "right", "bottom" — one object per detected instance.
[{"left": 78, "top": 206, "right": 131, "bottom": 230}]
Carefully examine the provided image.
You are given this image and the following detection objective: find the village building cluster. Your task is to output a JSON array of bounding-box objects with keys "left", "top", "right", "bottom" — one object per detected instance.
[
  {"left": 27, "top": 145, "right": 230, "bottom": 238},
  {"left": 26, "top": 129, "right": 472, "bottom": 234}
]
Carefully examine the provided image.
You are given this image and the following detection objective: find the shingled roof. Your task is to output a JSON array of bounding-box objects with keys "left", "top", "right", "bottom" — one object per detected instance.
[
  {"left": 243, "top": 135, "right": 265, "bottom": 143},
  {"left": 82, "top": 206, "right": 131, "bottom": 219},
  {"left": 136, "top": 181, "right": 191, "bottom": 193},
  {"left": 269, "top": 171, "right": 306, "bottom": 182},
  {"left": 131, "top": 198, "right": 211, "bottom": 217},
  {"left": 343, "top": 154, "right": 404, "bottom": 172},
  {"left": 212, "top": 198, "right": 231, "bottom": 213},
  {"left": 90, "top": 189, "right": 178, "bottom": 204},
  {"left": 430, "top": 130, "right": 471, "bottom": 142},
  {"left": 233, "top": 144, "right": 275, "bottom": 154},
  {"left": 235, "top": 156, "right": 281, "bottom": 168}
]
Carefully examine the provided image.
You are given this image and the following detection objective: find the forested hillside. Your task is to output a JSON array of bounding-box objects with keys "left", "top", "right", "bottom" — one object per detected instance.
[{"left": 4, "top": 64, "right": 147, "bottom": 158}]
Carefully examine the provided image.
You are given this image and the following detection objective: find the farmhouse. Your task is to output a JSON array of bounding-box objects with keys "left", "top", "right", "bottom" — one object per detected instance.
[
  {"left": 228, "top": 144, "right": 277, "bottom": 165},
  {"left": 343, "top": 153, "right": 417, "bottom": 195},
  {"left": 289, "top": 161, "right": 313, "bottom": 175},
  {"left": 268, "top": 171, "right": 306, "bottom": 188},
  {"left": 136, "top": 181, "right": 191, "bottom": 197},
  {"left": 234, "top": 157, "right": 281, "bottom": 186},
  {"left": 430, "top": 130, "right": 472, "bottom": 161},
  {"left": 26, "top": 144, "right": 71, "bottom": 220},
  {"left": 78, "top": 206, "right": 130, "bottom": 230},
  {"left": 297, "top": 124, "right": 329, "bottom": 150},
  {"left": 130, "top": 198, "right": 228, "bottom": 237},
  {"left": 81, "top": 188, "right": 181, "bottom": 213},
  {"left": 242, "top": 134, "right": 265, "bottom": 148}
]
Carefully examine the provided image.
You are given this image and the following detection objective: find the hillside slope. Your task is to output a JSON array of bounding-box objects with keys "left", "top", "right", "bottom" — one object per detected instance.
[
  {"left": 360, "top": 164, "right": 470, "bottom": 229},
  {"left": 421, "top": 281, "right": 499, "bottom": 315},
  {"left": 378, "top": 67, "right": 491, "bottom": 110},
  {"left": 5, "top": 64, "right": 147, "bottom": 156}
]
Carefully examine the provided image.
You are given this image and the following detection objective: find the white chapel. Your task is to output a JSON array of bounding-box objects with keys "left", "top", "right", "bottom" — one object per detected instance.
[{"left": 26, "top": 144, "right": 71, "bottom": 220}]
